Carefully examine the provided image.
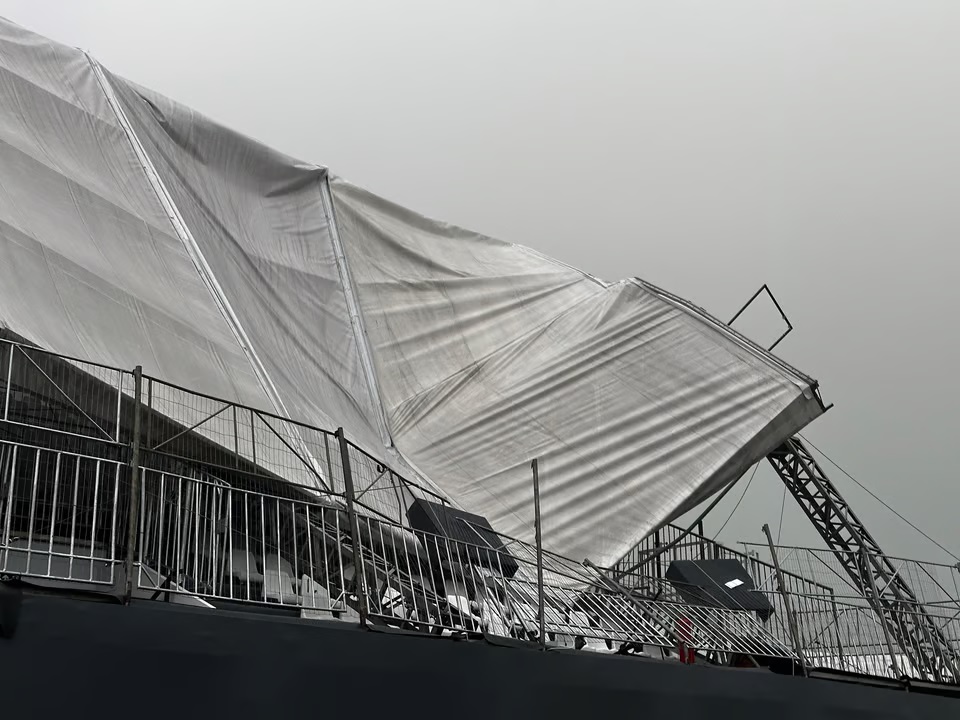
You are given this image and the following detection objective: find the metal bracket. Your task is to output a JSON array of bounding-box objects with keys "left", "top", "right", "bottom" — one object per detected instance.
[{"left": 728, "top": 284, "right": 794, "bottom": 352}]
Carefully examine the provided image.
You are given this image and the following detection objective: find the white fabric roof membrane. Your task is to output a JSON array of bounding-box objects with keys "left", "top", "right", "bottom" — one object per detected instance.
[{"left": 0, "top": 18, "right": 824, "bottom": 566}]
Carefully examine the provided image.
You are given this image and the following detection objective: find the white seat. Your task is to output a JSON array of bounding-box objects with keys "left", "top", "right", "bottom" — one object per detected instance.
[
  {"left": 478, "top": 596, "right": 512, "bottom": 636},
  {"left": 300, "top": 575, "right": 347, "bottom": 615},
  {"left": 230, "top": 547, "right": 264, "bottom": 583},
  {"left": 262, "top": 555, "right": 299, "bottom": 605},
  {"left": 566, "top": 609, "right": 615, "bottom": 653}
]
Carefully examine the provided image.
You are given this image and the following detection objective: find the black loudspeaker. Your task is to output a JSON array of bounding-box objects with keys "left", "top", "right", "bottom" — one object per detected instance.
[
  {"left": 406, "top": 499, "right": 519, "bottom": 579},
  {"left": 665, "top": 559, "right": 774, "bottom": 622}
]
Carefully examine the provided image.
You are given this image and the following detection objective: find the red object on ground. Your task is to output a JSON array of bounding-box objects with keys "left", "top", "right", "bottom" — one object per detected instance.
[{"left": 677, "top": 616, "right": 695, "bottom": 664}]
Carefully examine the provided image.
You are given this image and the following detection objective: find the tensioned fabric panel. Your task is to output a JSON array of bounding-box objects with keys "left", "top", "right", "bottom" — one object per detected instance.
[
  {"left": 331, "top": 180, "right": 822, "bottom": 563},
  {"left": 107, "top": 74, "right": 386, "bottom": 459},
  {"left": 0, "top": 20, "right": 266, "bottom": 406},
  {"left": 0, "top": 16, "right": 824, "bottom": 565}
]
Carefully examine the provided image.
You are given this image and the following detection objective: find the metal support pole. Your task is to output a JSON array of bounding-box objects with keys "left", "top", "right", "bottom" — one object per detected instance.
[
  {"left": 654, "top": 530, "right": 662, "bottom": 580},
  {"left": 532, "top": 458, "right": 546, "bottom": 649},
  {"left": 123, "top": 366, "right": 143, "bottom": 602},
  {"left": 861, "top": 546, "right": 901, "bottom": 678},
  {"left": 337, "top": 427, "right": 367, "bottom": 628},
  {"left": 762, "top": 523, "right": 807, "bottom": 673}
]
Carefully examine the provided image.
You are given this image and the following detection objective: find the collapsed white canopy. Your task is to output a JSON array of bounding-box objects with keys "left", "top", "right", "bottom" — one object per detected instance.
[{"left": 0, "top": 18, "right": 823, "bottom": 565}]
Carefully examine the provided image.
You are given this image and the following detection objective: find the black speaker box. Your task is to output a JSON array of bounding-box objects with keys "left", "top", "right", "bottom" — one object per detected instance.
[
  {"left": 407, "top": 499, "right": 519, "bottom": 579},
  {"left": 666, "top": 559, "right": 774, "bottom": 621}
]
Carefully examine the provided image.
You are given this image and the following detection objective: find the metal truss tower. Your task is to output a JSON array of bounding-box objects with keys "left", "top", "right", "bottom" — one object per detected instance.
[{"left": 767, "top": 437, "right": 960, "bottom": 682}]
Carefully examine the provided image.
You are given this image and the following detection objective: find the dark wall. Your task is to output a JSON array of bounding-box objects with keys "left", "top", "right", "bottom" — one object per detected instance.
[{"left": 0, "top": 592, "right": 954, "bottom": 719}]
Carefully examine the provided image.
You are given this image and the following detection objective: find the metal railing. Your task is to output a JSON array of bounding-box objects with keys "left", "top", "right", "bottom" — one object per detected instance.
[
  {"left": 741, "top": 586, "right": 960, "bottom": 682},
  {"left": 130, "top": 461, "right": 795, "bottom": 661},
  {"left": 620, "top": 525, "right": 833, "bottom": 597},
  {"left": 1, "top": 338, "right": 135, "bottom": 449},
  {"left": 1, "top": 334, "right": 957, "bottom": 685},
  {"left": 613, "top": 522, "right": 834, "bottom": 601},
  {"left": 740, "top": 542, "right": 960, "bottom": 609},
  {"left": 734, "top": 542, "right": 960, "bottom": 682},
  {"left": 139, "top": 373, "right": 447, "bottom": 528},
  {"left": 349, "top": 512, "right": 796, "bottom": 660},
  {"left": 136, "top": 467, "right": 361, "bottom": 615},
  {"left": 0, "top": 439, "right": 125, "bottom": 585},
  {"left": 608, "top": 520, "right": 960, "bottom": 681}
]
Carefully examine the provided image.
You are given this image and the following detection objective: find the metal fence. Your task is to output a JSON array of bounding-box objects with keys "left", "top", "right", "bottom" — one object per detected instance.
[
  {"left": 130, "top": 459, "right": 798, "bottom": 661},
  {"left": 0, "top": 338, "right": 132, "bottom": 586},
  {"left": 733, "top": 542, "right": 960, "bottom": 682},
  {"left": 138, "top": 373, "right": 447, "bottom": 528},
  {"left": 136, "top": 466, "right": 361, "bottom": 614},
  {"left": 606, "top": 520, "right": 960, "bottom": 680},
  {"left": 1, "top": 334, "right": 958, "bottom": 684},
  {"left": 611, "top": 522, "right": 838, "bottom": 612},
  {"left": 741, "top": 587, "right": 960, "bottom": 681},
  {"left": 1, "top": 339, "right": 135, "bottom": 449},
  {"left": 350, "top": 512, "right": 797, "bottom": 660},
  {"left": 740, "top": 542, "right": 960, "bottom": 609},
  {"left": 0, "top": 439, "right": 125, "bottom": 585}
]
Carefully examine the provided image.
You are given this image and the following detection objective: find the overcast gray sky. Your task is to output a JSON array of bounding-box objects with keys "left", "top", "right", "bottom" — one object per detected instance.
[{"left": 4, "top": 1, "right": 958, "bottom": 562}]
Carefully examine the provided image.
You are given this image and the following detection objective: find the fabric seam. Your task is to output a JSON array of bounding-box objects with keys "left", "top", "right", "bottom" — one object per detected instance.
[{"left": 87, "top": 54, "right": 328, "bottom": 489}]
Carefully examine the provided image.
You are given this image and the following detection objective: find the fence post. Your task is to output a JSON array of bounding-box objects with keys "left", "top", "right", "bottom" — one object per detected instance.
[
  {"left": 762, "top": 523, "right": 807, "bottom": 673},
  {"left": 532, "top": 458, "right": 546, "bottom": 649},
  {"left": 861, "top": 546, "right": 901, "bottom": 679},
  {"left": 123, "top": 366, "right": 143, "bottom": 602},
  {"left": 654, "top": 530, "right": 662, "bottom": 579},
  {"left": 336, "top": 427, "right": 367, "bottom": 628}
]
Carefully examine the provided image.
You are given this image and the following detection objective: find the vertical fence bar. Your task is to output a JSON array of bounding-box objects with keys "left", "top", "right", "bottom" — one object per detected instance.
[
  {"left": 0, "top": 446, "right": 9, "bottom": 569},
  {"left": 242, "top": 492, "right": 251, "bottom": 601},
  {"left": 829, "top": 589, "right": 845, "bottom": 670},
  {"left": 145, "top": 378, "right": 153, "bottom": 452},
  {"left": 250, "top": 409, "right": 257, "bottom": 468},
  {"left": 654, "top": 530, "right": 662, "bottom": 580},
  {"left": 762, "top": 523, "right": 807, "bottom": 673},
  {"left": 3, "top": 345, "right": 13, "bottom": 420},
  {"left": 233, "top": 405, "right": 239, "bottom": 468},
  {"left": 47, "top": 454, "right": 61, "bottom": 576},
  {"left": 123, "top": 366, "right": 143, "bottom": 601},
  {"left": 174, "top": 477, "right": 183, "bottom": 592},
  {"left": 25, "top": 450, "right": 39, "bottom": 573},
  {"left": 89, "top": 462, "right": 101, "bottom": 581},
  {"left": 109, "top": 463, "right": 120, "bottom": 583},
  {"left": 258, "top": 494, "right": 266, "bottom": 603},
  {"left": 531, "top": 458, "right": 546, "bottom": 649},
  {"left": 337, "top": 427, "right": 367, "bottom": 628},
  {"left": 68, "top": 457, "right": 78, "bottom": 579},
  {"left": 1, "top": 446, "right": 15, "bottom": 570},
  {"left": 861, "top": 546, "right": 902, "bottom": 679},
  {"left": 323, "top": 433, "right": 333, "bottom": 488},
  {"left": 114, "top": 369, "right": 123, "bottom": 443}
]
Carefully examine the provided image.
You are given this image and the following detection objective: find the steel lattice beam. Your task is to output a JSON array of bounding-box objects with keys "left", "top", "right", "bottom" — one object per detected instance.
[{"left": 767, "top": 437, "right": 960, "bottom": 683}]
